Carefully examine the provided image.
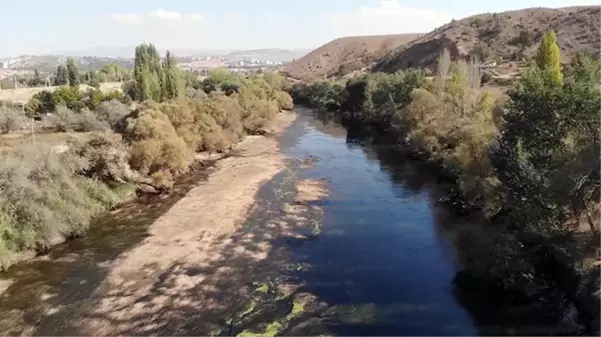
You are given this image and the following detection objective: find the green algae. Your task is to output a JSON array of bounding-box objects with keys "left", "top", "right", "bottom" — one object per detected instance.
[
  {"left": 285, "top": 297, "right": 306, "bottom": 320},
  {"left": 255, "top": 282, "right": 270, "bottom": 293},
  {"left": 237, "top": 321, "right": 283, "bottom": 337},
  {"left": 241, "top": 300, "right": 257, "bottom": 318}
]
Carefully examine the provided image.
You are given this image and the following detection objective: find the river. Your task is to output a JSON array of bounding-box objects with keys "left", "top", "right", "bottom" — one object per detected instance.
[{"left": 0, "top": 108, "right": 563, "bottom": 335}]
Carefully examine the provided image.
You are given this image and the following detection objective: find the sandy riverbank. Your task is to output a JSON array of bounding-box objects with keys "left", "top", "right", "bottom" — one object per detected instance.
[{"left": 0, "top": 110, "right": 335, "bottom": 336}]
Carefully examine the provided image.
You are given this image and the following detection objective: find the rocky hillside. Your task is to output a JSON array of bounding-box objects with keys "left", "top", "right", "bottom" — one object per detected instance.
[
  {"left": 374, "top": 6, "right": 600, "bottom": 73},
  {"left": 282, "top": 34, "right": 422, "bottom": 81}
]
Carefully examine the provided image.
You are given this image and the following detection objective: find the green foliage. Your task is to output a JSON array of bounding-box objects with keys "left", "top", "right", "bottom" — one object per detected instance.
[
  {"left": 66, "top": 57, "right": 80, "bottom": 87},
  {"left": 161, "top": 51, "right": 184, "bottom": 100},
  {"left": 52, "top": 85, "right": 84, "bottom": 111},
  {"left": 54, "top": 65, "right": 69, "bottom": 86},
  {"left": 26, "top": 90, "right": 55, "bottom": 115},
  {"left": 69, "top": 132, "right": 131, "bottom": 183},
  {"left": 95, "top": 99, "right": 130, "bottom": 130},
  {"left": 100, "top": 63, "right": 131, "bottom": 82},
  {"left": 535, "top": 30, "right": 563, "bottom": 85},
  {"left": 0, "top": 143, "right": 126, "bottom": 269},
  {"left": 0, "top": 42, "right": 292, "bottom": 267},
  {"left": 124, "top": 107, "right": 192, "bottom": 189},
  {"left": 133, "top": 43, "right": 162, "bottom": 101}
]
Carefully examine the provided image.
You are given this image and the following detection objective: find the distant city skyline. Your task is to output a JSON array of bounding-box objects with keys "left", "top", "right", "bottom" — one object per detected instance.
[{"left": 1, "top": 0, "right": 598, "bottom": 57}]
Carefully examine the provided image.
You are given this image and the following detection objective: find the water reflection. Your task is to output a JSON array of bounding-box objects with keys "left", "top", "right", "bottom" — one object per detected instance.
[
  {"left": 283, "top": 113, "right": 478, "bottom": 335},
  {"left": 288, "top": 111, "right": 579, "bottom": 336}
]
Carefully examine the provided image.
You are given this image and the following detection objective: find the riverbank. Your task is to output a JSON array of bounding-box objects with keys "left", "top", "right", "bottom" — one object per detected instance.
[{"left": 0, "top": 110, "right": 332, "bottom": 335}]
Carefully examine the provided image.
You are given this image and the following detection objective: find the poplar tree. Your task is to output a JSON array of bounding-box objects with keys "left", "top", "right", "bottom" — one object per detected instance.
[
  {"left": 535, "top": 30, "right": 563, "bottom": 85},
  {"left": 55, "top": 65, "right": 68, "bottom": 85},
  {"left": 161, "top": 51, "right": 184, "bottom": 100},
  {"left": 134, "top": 43, "right": 162, "bottom": 101},
  {"left": 66, "top": 58, "right": 79, "bottom": 87}
]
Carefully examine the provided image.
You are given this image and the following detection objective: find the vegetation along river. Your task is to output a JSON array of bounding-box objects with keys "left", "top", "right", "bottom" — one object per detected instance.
[{"left": 0, "top": 108, "right": 575, "bottom": 336}]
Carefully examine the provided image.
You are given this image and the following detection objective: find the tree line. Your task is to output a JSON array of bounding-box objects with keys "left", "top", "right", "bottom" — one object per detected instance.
[{"left": 0, "top": 43, "right": 293, "bottom": 270}]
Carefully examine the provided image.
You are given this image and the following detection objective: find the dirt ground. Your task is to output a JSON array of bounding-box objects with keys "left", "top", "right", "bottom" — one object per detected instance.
[{"left": 0, "top": 110, "right": 333, "bottom": 336}]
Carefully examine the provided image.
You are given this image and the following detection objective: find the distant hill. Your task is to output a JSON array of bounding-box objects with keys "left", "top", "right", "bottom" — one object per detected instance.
[
  {"left": 226, "top": 48, "right": 310, "bottom": 62},
  {"left": 281, "top": 34, "right": 423, "bottom": 81},
  {"left": 54, "top": 47, "right": 310, "bottom": 62},
  {"left": 374, "top": 6, "right": 600, "bottom": 73}
]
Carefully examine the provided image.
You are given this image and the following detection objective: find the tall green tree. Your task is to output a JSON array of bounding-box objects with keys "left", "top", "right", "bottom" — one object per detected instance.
[
  {"left": 54, "top": 65, "right": 68, "bottom": 85},
  {"left": 66, "top": 58, "right": 80, "bottom": 87},
  {"left": 134, "top": 43, "right": 162, "bottom": 101},
  {"left": 161, "top": 51, "right": 184, "bottom": 100},
  {"left": 535, "top": 30, "right": 563, "bottom": 85}
]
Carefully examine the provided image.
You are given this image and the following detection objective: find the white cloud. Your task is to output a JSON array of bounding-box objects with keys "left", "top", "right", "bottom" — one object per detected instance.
[
  {"left": 188, "top": 13, "right": 205, "bottom": 22},
  {"left": 112, "top": 13, "right": 142, "bottom": 22},
  {"left": 326, "top": 0, "right": 454, "bottom": 36},
  {"left": 111, "top": 10, "right": 204, "bottom": 23},
  {"left": 148, "top": 9, "right": 183, "bottom": 21}
]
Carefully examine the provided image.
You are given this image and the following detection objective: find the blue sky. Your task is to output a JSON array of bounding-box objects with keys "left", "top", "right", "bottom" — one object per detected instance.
[{"left": 1, "top": 0, "right": 598, "bottom": 56}]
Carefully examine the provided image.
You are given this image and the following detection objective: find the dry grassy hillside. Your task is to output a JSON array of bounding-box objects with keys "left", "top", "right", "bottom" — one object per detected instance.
[
  {"left": 282, "top": 34, "right": 422, "bottom": 81},
  {"left": 374, "top": 6, "right": 600, "bottom": 73}
]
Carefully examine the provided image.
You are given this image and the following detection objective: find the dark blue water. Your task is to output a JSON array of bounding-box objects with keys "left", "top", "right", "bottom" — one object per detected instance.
[{"left": 281, "top": 113, "right": 478, "bottom": 335}]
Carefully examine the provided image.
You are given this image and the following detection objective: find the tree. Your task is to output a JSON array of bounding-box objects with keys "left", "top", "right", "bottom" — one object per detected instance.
[
  {"left": 54, "top": 65, "right": 69, "bottom": 86},
  {"left": 134, "top": 43, "right": 162, "bottom": 101},
  {"left": 161, "top": 51, "right": 184, "bottom": 100},
  {"left": 535, "top": 30, "right": 562, "bottom": 85},
  {"left": 66, "top": 58, "right": 80, "bottom": 87},
  {"left": 27, "top": 69, "right": 44, "bottom": 87}
]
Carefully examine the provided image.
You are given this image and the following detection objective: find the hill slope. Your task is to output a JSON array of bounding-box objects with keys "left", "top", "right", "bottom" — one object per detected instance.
[
  {"left": 282, "top": 34, "right": 423, "bottom": 81},
  {"left": 374, "top": 6, "right": 600, "bottom": 73}
]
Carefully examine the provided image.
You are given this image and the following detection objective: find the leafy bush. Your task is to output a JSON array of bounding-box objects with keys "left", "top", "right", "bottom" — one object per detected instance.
[
  {"left": 124, "top": 107, "right": 192, "bottom": 189},
  {"left": 0, "top": 144, "right": 125, "bottom": 268},
  {"left": 51, "top": 105, "right": 80, "bottom": 132},
  {"left": 77, "top": 108, "right": 110, "bottom": 132},
  {"left": 0, "top": 106, "right": 27, "bottom": 134},
  {"left": 274, "top": 90, "right": 293, "bottom": 110},
  {"left": 69, "top": 132, "right": 131, "bottom": 183},
  {"left": 95, "top": 99, "right": 130, "bottom": 130}
]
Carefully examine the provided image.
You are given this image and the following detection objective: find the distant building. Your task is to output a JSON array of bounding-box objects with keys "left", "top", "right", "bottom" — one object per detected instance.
[{"left": 0, "top": 61, "right": 8, "bottom": 69}]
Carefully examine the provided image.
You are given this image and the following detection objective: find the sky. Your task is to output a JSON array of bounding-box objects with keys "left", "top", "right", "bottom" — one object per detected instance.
[{"left": 0, "top": 0, "right": 598, "bottom": 56}]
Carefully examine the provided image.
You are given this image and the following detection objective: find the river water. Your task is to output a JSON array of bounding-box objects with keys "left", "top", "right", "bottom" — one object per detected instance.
[
  {"left": 272, "top": 111, "right": 479, "bottom": 335},
  {"left": 0, "top": 109, "right": 559, "bottom": 336}
]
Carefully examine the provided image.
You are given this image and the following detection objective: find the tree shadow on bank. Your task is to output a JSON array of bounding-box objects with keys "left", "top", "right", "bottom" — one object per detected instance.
[
  {"left": 0, "top": 160, "right": 223, "bottom": 335},
  {"left": 0, "top": 113, "right": 329, "bottom": 336}
]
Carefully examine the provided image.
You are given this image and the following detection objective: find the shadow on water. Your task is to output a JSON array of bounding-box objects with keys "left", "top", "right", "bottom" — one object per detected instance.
[{"left": 281, "top": 112, "right": 588, "bottom": 336}]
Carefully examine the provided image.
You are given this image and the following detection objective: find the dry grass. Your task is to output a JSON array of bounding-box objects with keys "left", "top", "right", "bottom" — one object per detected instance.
[
  {"left": 375, "top": 6, "right": 600, "bottom": 73},
  {"left": 0, "top": 82, "right": 123, "bottom": 105},
  {"left": 282, "top": 34, "right": 423, "bottom": 81},
  {"left": 0, "top": 131, "right": 92, "bottom": 151}
]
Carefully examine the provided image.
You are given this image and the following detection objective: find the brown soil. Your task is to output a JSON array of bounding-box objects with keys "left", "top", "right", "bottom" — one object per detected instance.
[
  {"left": 0, "top": 110, "right": 331, "bottom": 336},
  {"left": 282, "top": 34, "right": 422, "bottom": 81},
  {"left": 374, "top": 6, "right": 600, "bottom": 73}
]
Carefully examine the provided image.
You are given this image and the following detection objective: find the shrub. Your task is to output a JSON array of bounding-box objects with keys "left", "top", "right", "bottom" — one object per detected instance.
[
  {"left": 69, "top": 132, "right": 131, "bottom": 183},
  {"left": 186, "top": 87, "right": 208, "bottom": 100},
  {"left": 95, "top": 99, "right": 130, "bottom": 130},
  {"left": 51, "top": 105, "right": 81, "bottom": 132},
  {"left": 77, "top": 108, "right": 110, "bottom": 132},
  {"left": 52, "top": 86, "right": 83, "bottom": 111},
  {"left": 0, "top": 143, "right": 123, "bottom": 268},
  {"left": 26, "top": 90, "right": 55, "bottom": 115},
  {"left": 0, "top": 106, "right": 27, "bottom": 134},
  {"left": 124, "top": 107, "right": 192, "bottom": 189},
  {"left": 274, "top": 90, "right": 293, "bottom": 110}
]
